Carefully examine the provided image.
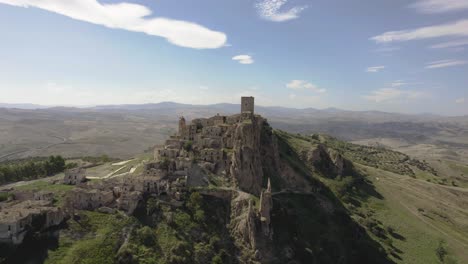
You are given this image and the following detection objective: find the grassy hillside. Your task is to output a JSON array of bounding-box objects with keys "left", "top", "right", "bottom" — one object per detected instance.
[{"left": 278, "top": 131, "right": 468, "bottom": 264}]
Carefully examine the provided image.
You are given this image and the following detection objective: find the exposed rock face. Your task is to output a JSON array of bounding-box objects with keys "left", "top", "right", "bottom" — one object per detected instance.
[
  {"left": 304, "top": 144, "right": 353, "bottom": 178},
  {"left": 229, "top": 117, "right": 265, "bottom": 196},
  {"left": 186, "top": 164, "right": 208, "bottom": 187},
  {"left": 307, "top": 144, "right": 333, "bottom": 168},
  {"left": 259, "top": 179, "right": 272, "bottom": 237},
  {"left": 230, "top": 192, "right": 257, "bottom": 252},
  {"left": 328, "top": 149, "right": 353, "bottom": 176}
]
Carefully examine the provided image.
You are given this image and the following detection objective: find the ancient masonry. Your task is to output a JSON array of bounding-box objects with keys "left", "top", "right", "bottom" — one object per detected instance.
[
  {"left": 63, "top": 167, "right": 87, "bottom": 185},
  {"left": 0, "top": 198, "right": 64, "bottom": 245},
  {"left": 62, "top": 97, "right": 267, "bottom": 216},
  {"left": 152, "top": 96, "right": 259, "bottom": 188}
]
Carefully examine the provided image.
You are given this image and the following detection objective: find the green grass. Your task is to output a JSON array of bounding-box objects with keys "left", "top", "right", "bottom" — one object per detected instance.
[
  {"left": 15, "top": 180, "right": 74, "bottom": 206},
  {"left": 353, "top": 165, "right": 467, "bottom": 264},
  {"left": 277, "top": 130, "right": 466, "bottom": 263},
  {"left": 15, "top": 180, "right": 73, "bottom": 192},
  {"left": 447, "top": 161, "right": 468, "bottom": 175},
  {"left": 46, "top": 211, "right": 133, "bottom": 264},
  {"left": 0, "top": 192, "right": 12, "bottom": 202}
]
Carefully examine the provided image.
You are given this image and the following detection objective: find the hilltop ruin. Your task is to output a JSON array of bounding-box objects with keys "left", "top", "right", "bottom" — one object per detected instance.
[{"left": 0, "top": 97, "right": 276, "bottom": 249}]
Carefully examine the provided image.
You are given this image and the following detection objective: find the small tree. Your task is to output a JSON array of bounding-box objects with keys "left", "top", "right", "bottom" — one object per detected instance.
[
  {"left": 187, "top": 192, "right": 205, "bottom": 222},
  {"left": 136, "top": 226, "right": 156, "bottom": 247},
  {"left": 436, "top": 240, "right": 448, "bottom": 263},
  {"left": 146, "top": 197, "right": 159, "bottom": 215},
  {"left": 159, "top": 158, "right": 170, "bottom": 170},
  {"left": 183, "top": 141, "right": 193, "bottom": 152}
]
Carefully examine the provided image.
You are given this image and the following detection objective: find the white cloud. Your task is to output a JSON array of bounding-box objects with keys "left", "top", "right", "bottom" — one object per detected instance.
[
  {"left": 425, "top": 59, "right": 468, "bottom": 69},
  {"left": 0, "top": 0, "right": 227, "bottom": 49},
  {"left": 255, "top": 0, "right": 307, "bottom": 22},
  {"left": 410, "top": 0, "right": 468, "bottom": 14},
  {"left": 366, "top": 66, "right": 385, "bottom": 72},
  {"left": 232, "top": 55, "right": 254, "bottom": 64},
  {"left": 430, "top": 39, "right": 468, "bottom": 49},
  {"left": 455, "top": 97, "right": 465, "bottom": 104},
  {"left": 371, "top": 19, "right": 468, "bottom": 44},
  {"left": 391, "top": 80, "right": 407, "bottom": 87},
  {"left": 373, "top": 46, "right": 401, "bottom": 53},
  {"left": 286, "top": 80, "right": 326, "bottom": 93},
  {"left": 363, "top": 88, "right": 425, "bottom": 103}
]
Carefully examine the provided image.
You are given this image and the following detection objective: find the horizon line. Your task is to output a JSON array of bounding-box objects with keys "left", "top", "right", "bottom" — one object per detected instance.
[{"left": 0, "top": 101, "right": 464, "bottom": 117}]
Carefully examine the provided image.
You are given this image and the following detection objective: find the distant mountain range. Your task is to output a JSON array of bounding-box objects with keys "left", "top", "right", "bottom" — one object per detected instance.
[
  {"left": 2, "top": 101, "right": 464, "bottom": 118},
  {"left": 0, "top": 103, "right": 51, "bottom": 109}
]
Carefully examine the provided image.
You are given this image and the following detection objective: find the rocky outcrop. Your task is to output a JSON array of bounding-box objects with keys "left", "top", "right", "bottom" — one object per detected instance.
[
  {"left": 229, "top": 117, "right": 265, "bottom": 196},
  {"left": 304, "top": 144, "right": 354, "bottom": 178},
  {"left": 229, "top": 192, "right": 257, "bottom": 258},
  {"left": 259, "top": 179, "right": 272, "bottom": 237},
  {"left": 328, "top": 148, "right": 353, "bottom": 176}
]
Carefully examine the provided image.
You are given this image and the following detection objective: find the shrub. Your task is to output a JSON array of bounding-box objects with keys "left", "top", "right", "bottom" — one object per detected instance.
[
  {"left": 436, "top": 240, "right": 448, "bottom": 263},
  {"left": 183, "top": 141, "right": 193, "bottom": 152},
  {"left": 136, "top": 226, "right": 156, "bottom": 247}
]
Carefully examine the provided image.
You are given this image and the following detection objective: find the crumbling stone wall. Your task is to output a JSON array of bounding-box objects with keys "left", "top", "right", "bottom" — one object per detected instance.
[
  {"left": 63, "top": 167, "right": 86, "bottom": 185},
  {"left": 0, "top": 200, "right": 64, "bottom": 244}
]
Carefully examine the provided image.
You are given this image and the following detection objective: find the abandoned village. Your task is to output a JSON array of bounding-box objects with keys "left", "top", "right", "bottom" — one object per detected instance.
[{"left": 0, "top": 97, "right": 274, "bottom": 247}]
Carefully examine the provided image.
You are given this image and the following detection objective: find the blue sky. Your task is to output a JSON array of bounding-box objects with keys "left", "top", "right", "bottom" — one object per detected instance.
[{"left": 0, "top": 0, "right": 467, "bottom": 115}]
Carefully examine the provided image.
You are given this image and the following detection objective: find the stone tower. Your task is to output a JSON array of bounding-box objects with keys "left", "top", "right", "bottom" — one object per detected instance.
[
  {"left": 241, "top": 96, "right": 255, "bottom": 114},
  {"left": 178, "top": 116, "right": 186, "bottom": 137}
]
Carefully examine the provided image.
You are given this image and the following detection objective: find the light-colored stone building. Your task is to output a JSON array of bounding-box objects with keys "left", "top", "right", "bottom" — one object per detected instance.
[
  {"left": 63, "top": 167, "right": 86, "bottom": 185},
  {"left": 0, "top": 200, "right": 64, "bottom": 244}
]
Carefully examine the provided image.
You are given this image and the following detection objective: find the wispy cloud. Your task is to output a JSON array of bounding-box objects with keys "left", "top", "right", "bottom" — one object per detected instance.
[
  {"left": 364, "top": 88, "right": 426, "bottom": 103},
  {"left": 455, "top": 97, "right": 465, "bottom": 104},
  {"left": 425, "top": 59, "right": 468, "bottom": 69},
  {"left": 286, "top": 80, "right": 326, "bottom": 93},
  {"left": 366, "top": 66, "right": 385, "bottom": 73},
  {"left": 232, "top": 55, "right": 254, "bottom": 64},
  {"left": 410, "top": 0, "right": 468, "bottom": 14},
  {"left": 391, "top": 80, "right": 407, "bottom": 87},
  {"left": 371, "top": 19, "right": 468, "bottom": 43},
  {"left": 255, "top": 0, "right": 307, "bottom": 22},
  {"left": 0, "top": 0, "right": 227, "bottom": 49},
  {"left": 373, "top": 46, "right": 401, "bottom": 53},
  {"left": 430, "top": 39, "right": 468, "bottom": 49}
]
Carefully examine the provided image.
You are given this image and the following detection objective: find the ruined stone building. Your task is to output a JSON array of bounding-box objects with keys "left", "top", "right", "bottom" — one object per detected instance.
[
  {"left": 34, "top": 97, "right": 269, "bottom": 229},
  {"left": 149, "top": 96, "right": 264, "bottom": 193},
  {"left": 0, "top": 200, "right": 64, "bottom": 244},
  {"left": 63, "top": 167, "right": 86, "bottom": 185}
]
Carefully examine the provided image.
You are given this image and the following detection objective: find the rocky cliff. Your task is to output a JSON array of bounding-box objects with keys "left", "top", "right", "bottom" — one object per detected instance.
[{"left": 229, "top": 117, "right": 265, "bottom": 196}]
